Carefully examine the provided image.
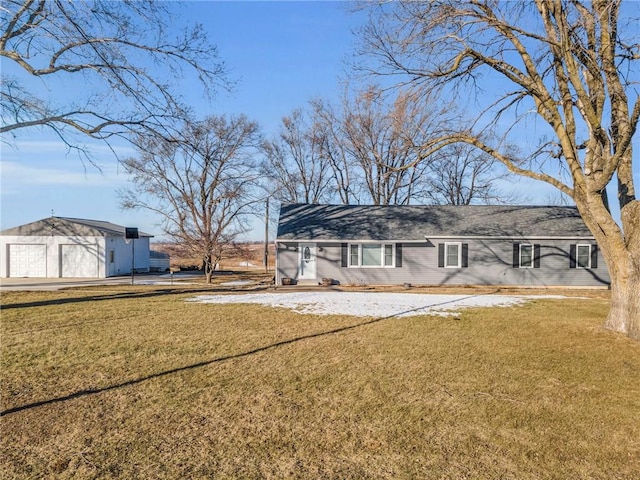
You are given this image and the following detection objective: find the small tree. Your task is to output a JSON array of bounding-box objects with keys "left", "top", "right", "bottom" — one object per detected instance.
[
  {"left": 362, "top": 0, "right": 639, "bottom": 338},
  {"left": 121, "top": 115, "right": 262, "bottom": 283}
]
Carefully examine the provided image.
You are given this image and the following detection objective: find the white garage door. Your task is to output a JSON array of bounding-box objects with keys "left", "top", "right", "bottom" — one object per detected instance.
[
  {"left": 61, "top": 244, "right": 99, "bottom": 278},
  {"left": 9, "top": 244, "right": 47, "bottom": 277}
]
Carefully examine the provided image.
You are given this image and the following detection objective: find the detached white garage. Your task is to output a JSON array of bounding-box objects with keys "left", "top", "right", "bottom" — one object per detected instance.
[{"left": 0, "top": 217, "right": 153, "bottom": 278}]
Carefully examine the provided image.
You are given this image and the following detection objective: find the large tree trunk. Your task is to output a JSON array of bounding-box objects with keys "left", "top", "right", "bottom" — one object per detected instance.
[
  {"left": 577, "top": 197, "right": 639, "bottom": 340},
  {"left": 605, "top": 258, "right": 640, "bottom": 340}
]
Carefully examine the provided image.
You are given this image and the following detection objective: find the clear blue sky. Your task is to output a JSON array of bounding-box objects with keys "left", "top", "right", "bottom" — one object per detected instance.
[
  {"left": 1, "top": 1, "right": 636, "bottom": 241},
  {"left": 1, "top": 1, "right": 363, "bottom": 241}
]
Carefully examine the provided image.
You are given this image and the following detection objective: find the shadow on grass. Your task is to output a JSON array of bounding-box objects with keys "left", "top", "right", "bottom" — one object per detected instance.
[
  {"left": 1, "top": 294, "right": 489, "bottom": 417},
  {"left": 0, "top": 285, "right": 272, "bottom": 310}
]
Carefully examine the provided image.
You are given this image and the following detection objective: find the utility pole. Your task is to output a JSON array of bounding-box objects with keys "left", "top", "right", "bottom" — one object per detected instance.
[{"left": 264, "top": 197, "right": 269, "bottom": 273}]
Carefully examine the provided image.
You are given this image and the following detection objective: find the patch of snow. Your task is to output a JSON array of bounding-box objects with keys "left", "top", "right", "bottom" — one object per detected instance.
[
  {"left": 220, "top": 280, "right": 254, "bottom": 286},
  {"left": 186, "top": 292, "right": 567, "bottom": 317},
  {"left": 238, "top": 261, "right": 256, "bottom": 267}
]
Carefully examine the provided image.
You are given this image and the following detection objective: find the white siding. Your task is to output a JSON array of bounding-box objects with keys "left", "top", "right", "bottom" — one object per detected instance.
[
  {"left": 104, "top": 237, "right": 151, "bottom": 275},
  {"left": 1, "top": 235, "right": 107, "bottom": 278}
]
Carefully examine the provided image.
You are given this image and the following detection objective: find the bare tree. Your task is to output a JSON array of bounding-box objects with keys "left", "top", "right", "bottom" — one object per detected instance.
[
  {"left": 314, "top": 85, "right": 446, "bottom": 205},
  {"left": 343, "top": 86, "right": 431, "bottom": 205},
  {"left": 261, "top": 108, "right": 334, "bottom": 204},
  {"left": 361, "top": 0, "right": 640, "bottom": 338},
  {"left": 310, "top": 98, "right": 363, "bottom": 204},
  {"left": 120, "top": 115, "right": 262, "bottom": 283},
  {"left": 426, "top": 143, "right": 519, "bottom": 205},
  {"left": 1, "top": 0, "right": 226, "bottom": 155}
]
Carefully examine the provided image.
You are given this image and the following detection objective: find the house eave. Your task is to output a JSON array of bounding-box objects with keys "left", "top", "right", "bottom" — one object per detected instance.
[{"left": 275, "top": 235, "right": 596, "bottom": 243}]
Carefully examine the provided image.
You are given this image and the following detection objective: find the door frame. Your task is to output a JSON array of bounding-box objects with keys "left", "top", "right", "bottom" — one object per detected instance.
[{"left": 298, "top": 242, "right": 317, "bottom": 281}]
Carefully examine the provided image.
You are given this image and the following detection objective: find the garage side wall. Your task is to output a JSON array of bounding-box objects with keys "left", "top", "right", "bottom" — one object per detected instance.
[{"left": 105, "top": 237, "right": 150, "bottom": 277}]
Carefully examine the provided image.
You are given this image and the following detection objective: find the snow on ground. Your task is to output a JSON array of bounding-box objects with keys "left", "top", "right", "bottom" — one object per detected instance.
[
  {"left": 238, "top": 261, "right": 256, "bottom": 267},
  {"left": 187, "top": 291, "right": 567, "bottom": 317}
]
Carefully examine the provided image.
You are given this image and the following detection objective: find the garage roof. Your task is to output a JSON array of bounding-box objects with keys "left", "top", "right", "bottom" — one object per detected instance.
[{"left": 0, "top": 217, "right": 153, "bottom": 237}]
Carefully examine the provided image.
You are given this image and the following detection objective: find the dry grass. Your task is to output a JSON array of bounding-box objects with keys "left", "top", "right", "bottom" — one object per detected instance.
[{"left": 1, "top": 285, "right": 639, "bottom": 479}]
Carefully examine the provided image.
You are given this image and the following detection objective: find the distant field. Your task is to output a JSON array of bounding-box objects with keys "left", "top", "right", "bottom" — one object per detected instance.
[
  {"left": 152, "top": 242, "right": 276, "bottom": 272},
  {"left": 1, "top": 284, "right": 639, "bottom": 479}
]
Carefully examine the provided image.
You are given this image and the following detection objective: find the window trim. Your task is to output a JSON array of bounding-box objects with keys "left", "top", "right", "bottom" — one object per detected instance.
[
  {"left": 348, "top": 243, "right": 396, "bottom": 268},
  {"left": 519, "top": 243, "right": 534, "bottom": 268},
  {"left": 576, "top": 244, "right": 591, "bottom": 269},
  {"left": 444, "top": 242, "right": 462, "bottom": 268}
]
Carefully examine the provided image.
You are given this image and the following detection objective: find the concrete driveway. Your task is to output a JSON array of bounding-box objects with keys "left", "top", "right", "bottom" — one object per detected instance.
[{"left": 0, "top": 272, "right": 203, "bottom": 291}]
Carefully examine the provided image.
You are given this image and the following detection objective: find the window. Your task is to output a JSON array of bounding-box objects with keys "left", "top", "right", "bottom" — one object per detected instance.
[
  {"left": 520, "top": 244, "right": 533, "bottom": 268},
  {"left": 445, "top": 242, "right": 461, "bottom": 268},
  {"left": 576, "top": 244, "right": 591, "bottom": 268},
  {"left": 513, "top": 243, "right": 540, "bottom": 268},
  {"left": 384, "top": 245, "right": 394, "bottom": 267},
  {"left": 570, "top": 243, "right": 597, "bottom": 269},
  {"left": 348, "top": 243, "right": 395, "bottom": 267},
  {"left": 438, "top": 243, "right": 468, "bottom": 268},
  {"left": 349, "top": 244, "right": 359, "bottom": 266},
  {"left": 362, "top": 244, "right": 381, "bottom": 266}
]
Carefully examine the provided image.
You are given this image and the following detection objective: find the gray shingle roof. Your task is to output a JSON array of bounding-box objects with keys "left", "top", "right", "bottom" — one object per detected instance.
[
  {"left": 276, "top": 204, "right": 594, "bottom": 241},
  {"left": 0, "top": 217, "right": 153, "bottom": 237}
]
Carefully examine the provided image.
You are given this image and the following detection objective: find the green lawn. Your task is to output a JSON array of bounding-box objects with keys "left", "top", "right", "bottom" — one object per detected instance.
[{"left": 1, "top": 285, "right": 639, "bottom": 479}]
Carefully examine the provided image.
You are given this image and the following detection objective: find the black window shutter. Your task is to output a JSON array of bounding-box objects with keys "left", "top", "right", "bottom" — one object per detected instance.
[
  {"left": 513, "top": 243, "right": 519, "bottom": 268},
  {"left": 438, "top": 243, "right": 445, "bottom": 268},
  {"left": 341, "top": 243, "right": 348, "bottom": 267},
  {"left": 396, "top": 243, "right": 402, "bottom": 268},
  {"left": 569, "top": 244, "right": 577, "bottom": 268},
  {"left": 534, "top": 244, "right": 541, "bottom": 268},
  {"left": 462, "top": 243, "right": 469, "bottom": 267},
  {"left": 591, "top": 244, "right": 598, "bottom": 268}
]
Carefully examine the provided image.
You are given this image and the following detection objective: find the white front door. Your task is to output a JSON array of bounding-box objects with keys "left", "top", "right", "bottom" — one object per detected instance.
[{"left": 298, "top": 243, "right": 317, "bottom": 281}]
